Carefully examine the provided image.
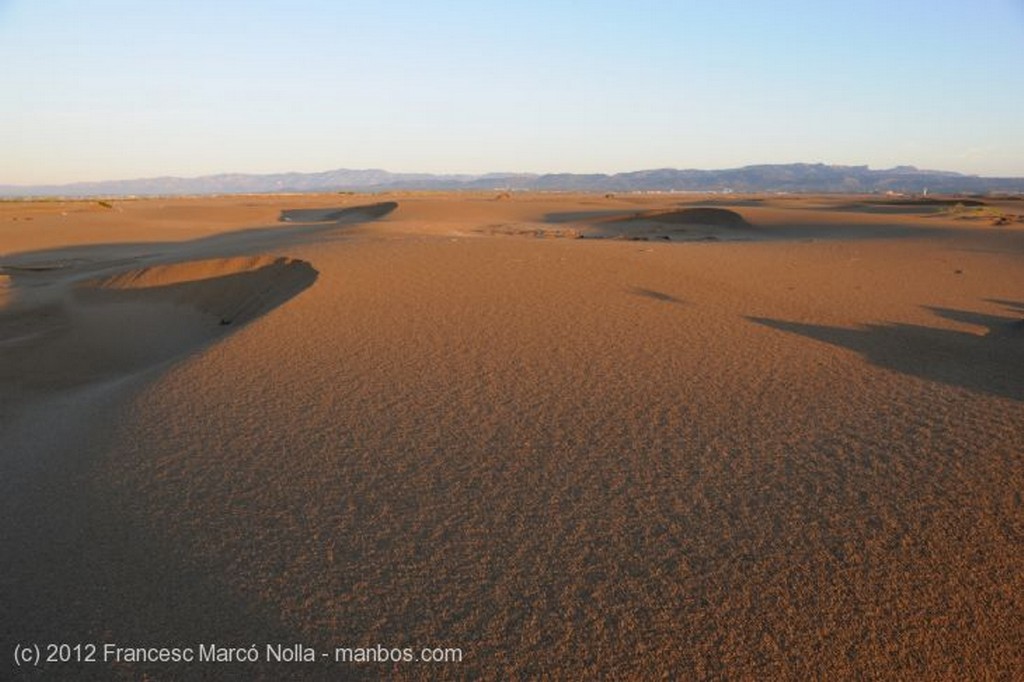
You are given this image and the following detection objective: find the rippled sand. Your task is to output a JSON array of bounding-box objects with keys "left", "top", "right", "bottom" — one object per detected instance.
[{"left": 2, "top": 192, "right": 1022, "bottom": 679}]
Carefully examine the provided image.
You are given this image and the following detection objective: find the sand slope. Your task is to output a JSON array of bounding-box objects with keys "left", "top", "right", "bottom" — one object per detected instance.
[{"left": 1, "top": 193, "right": 1022, "bottom": 679}]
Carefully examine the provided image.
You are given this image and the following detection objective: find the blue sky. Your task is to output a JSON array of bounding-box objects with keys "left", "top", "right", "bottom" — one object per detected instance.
[{"left": 1, "top": 0, "right": 1022, "bottom": 184}]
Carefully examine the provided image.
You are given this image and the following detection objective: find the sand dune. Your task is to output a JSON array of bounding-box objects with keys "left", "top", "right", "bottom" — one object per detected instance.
[
  {"left": 619, "top": 206, "right": 750, "bottom": 226},
  {"left": 1, "top": 193, "right": 1022, "bottom": 679},
  {"left": 471, "top": 206, "right": 756, "bottom": 241},
  {"left": 0, "top": 201, "right": 396, "bottom": 429},
  {"left": 80, "top": 256, "right": 318, "bottom": 324},
  {"left": 1, "top": 255, "right": 316, "bottom": 395},
  {"left": 279, "top": 201, "right": 398, "bottom": 224},
  {"left": 603, "top": 207, "right": 755, "bottom": 240}
]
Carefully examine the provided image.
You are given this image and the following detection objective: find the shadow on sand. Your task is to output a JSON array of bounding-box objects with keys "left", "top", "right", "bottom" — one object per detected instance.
[
  {"left": 0, "top": 202, "right": 399, "bottom": 394},
  {"left": 0, "top": 202, "right": 399, "bottom": 679},
  {"left": 748, "top": 302, "right": 1024, "bottom": 401},
  {"left": 628, "top": 287, "right": 687, "bottom": 306}
]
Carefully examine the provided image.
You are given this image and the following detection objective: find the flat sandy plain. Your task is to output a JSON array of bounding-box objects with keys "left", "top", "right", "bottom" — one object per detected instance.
[{"left": 1, "top": 192, "right": 1022, "bottom": 679}]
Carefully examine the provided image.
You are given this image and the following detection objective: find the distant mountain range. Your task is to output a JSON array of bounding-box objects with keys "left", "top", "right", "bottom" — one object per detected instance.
[{"left": 2, "top": 164, "right": 1022, "bottom": 197}]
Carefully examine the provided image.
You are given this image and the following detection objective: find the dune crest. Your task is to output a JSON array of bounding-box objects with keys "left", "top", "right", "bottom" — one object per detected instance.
[
  {"left": 85, "top": 255, "right": 289, "bottom": 288},
  {"left": 620, "top": 207, "right": 751, "bottom": 227},
  {"left": 1, "top": 256, "right": 317, "bottom": 393},
  {"left": 278, "top": 201, "right": 398, "bottom": 224},
  {"left": 78, "top": 255, "right": 317, "bottom": 325}
]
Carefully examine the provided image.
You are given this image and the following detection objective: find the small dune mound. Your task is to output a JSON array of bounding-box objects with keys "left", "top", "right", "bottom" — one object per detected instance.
[
  {"left": 870, "top": 198, "right": 987, "bottom": 207},
  {"left": 279, "top": 201, "right": 398, "bottom": 224},
  {"left": 78, "top": 256, "right": 318, "bottom": 326},
  {"left": 623, "top": 207, "right": 751, "bottom": 228},
  {"left": 835, "top": 198, "right": 990, "bottom": 215},
  {"left": 546, "top": 207, "right": 756, "bottom": 241}
]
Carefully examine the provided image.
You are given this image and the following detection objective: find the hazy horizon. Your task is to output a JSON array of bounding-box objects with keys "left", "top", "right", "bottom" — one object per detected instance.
[
  {"left": 2, "top": 0, "right": 1022, "bottom": 185},
  {"left": 1, "top": 160, "right": 1021, "bottom": 191}
]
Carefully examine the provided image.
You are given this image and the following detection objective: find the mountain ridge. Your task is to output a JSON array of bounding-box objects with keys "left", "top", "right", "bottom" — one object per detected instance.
[{"left": 2, "top": 163, "right": 1022, "bottom": 197}]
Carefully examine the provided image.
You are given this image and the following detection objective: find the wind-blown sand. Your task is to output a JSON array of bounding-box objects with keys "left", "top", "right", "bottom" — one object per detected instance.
[{"left": 1, "top": 193, "right": 1022, "bottom": 679}]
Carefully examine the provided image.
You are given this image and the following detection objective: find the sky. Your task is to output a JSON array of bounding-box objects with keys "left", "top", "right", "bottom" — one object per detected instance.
[{"left": 1, "top": 0, "right": 1023, "bottom": 184}]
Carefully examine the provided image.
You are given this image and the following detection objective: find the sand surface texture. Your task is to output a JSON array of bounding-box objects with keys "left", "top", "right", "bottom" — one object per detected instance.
[{"left": 2, "top": 193, "right": 1022, "bottom": 679}]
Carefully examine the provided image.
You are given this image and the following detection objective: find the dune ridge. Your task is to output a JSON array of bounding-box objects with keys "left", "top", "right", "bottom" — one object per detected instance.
[
  {"left": 0, "top": 256, "right": 317, "bottom": 396},
  {"left": 279, "top": 201, "right": 399, "bottom": 224},
  {"left": 0, "top": 200, "right": 399, "bottom": 396},
  {"left": 79, "top": 255, "right": 318, "bottom": 325},
  {"left": 78, "top": 254, "right": 318, "bottom": 322}
]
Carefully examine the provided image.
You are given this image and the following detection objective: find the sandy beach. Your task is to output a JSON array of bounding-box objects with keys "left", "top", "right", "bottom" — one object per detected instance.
[{"left": 2, "top": 192, "right": 1022, "bottom": 679}]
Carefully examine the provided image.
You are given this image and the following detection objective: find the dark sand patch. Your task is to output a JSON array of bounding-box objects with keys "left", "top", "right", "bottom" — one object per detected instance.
[{"left": 473, "top": 223, "right": 583, "bottom": 239}]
